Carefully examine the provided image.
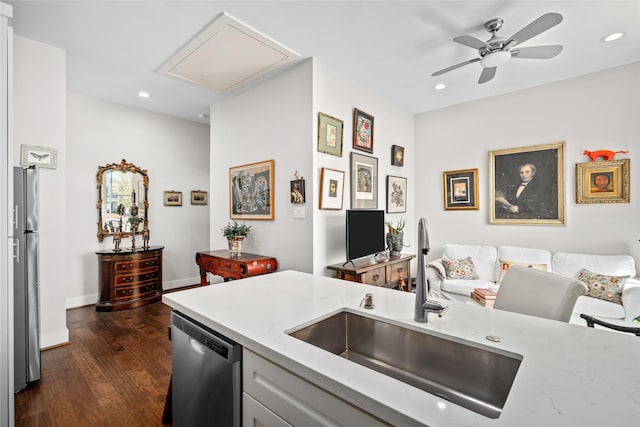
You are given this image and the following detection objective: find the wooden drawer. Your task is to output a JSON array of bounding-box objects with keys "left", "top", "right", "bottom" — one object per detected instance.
[
  {"left": 115, "top": 280, "right": 158, "bottom": 300},
  {"left": 115, "top": 257, "right": 159, "bottom": 272},
  {"left": 387, "top": 261, "right": 410, "bottom": 287},
  {"left": 360, "top": 266, "right": 386, "bottom": 286},
  {"left": 114, "top": 267, "right": 158, "bottom": 286}
]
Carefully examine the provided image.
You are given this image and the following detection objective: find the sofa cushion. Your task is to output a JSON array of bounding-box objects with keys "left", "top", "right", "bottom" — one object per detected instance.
[
  {"left": 441, "top": 279, "right": 496, "bottom": 296},
  {"left": 577, "top": 268, "right": 628, "bottom": 305},
  {"left": 498, "top": 259, "right": 549, "bottom": 284},
  {"left": 443, "top": 256, "right": 479, "bottom": 280},
  {"left": 442, "top": 244, "right": 498, "bottom": 282},
  {"left": 552, "top": 252, "right": 636, "bottom": 279}
]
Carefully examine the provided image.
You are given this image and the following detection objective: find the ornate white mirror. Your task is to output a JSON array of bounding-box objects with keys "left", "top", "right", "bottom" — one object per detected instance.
[{"left": 96, "top": 159, "right": 149, "bottom": 242}]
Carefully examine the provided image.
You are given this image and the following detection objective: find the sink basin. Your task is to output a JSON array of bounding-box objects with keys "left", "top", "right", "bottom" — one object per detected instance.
[{"left": 288, "top": 310, "right": 522, "bottom": 419}]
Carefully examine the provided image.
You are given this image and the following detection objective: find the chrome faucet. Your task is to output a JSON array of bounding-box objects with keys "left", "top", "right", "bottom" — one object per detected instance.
[{"left": 415, "top": 218, "right": 448, "bottom": 322}]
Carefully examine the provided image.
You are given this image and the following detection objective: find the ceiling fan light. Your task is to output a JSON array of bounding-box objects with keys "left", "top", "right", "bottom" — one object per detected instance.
[{"left": 480, "top": 51, "right": 511, "bottom": 68}]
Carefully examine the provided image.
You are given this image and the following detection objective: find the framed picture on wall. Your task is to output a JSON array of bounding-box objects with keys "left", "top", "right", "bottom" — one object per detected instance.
[
  {"left": 163, "top": 191, "right": 182, "bottom": 206},
  {"left": 386, "top": 175, "right": 407, "bottom": 213},
  {"left": 443, "top": 168, "right": 479, "bottom": 210},
  {"left": 317, "top": 112, "right": 343, "bottom": 157},
  {"left": 20, "top": 144, "right": 57, "bottom": 169},
  {"left": 576, "top": 159, "right": 629, "bottom": 204},
  {"left": 350, "top": 152, "right": 378, "bottom": 209},
  {"left": 391, "top": 145, "right": 404, "bottom": 166},
  {"left": 191, "top": 190, "right": 208, "bottom": 205},
  {"left": 490, "top": 142, "right": 565, "bottom": 225},
  {"left": 319, "top": 167, "right": 345, "bottom": 210},
  {"left": 352, "top": 108, "right": 374, "bottom": 154},
  {"left": 229, "top": 159, "right": 275, "bottom": 220}
]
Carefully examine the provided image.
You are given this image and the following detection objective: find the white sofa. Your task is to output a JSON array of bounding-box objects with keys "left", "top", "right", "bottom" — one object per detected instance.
[{"left": 426, "top": 244, "right": 640, "bottom": 326}]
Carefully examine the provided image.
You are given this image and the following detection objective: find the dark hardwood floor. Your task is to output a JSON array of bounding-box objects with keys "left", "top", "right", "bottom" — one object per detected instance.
[{"left": 15, "top": 301, "right": 173, "bottom": 426}]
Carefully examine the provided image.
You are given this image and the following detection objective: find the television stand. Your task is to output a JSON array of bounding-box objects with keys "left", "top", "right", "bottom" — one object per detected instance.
[{"left": 327, "top": 254, "right": 415, "bottom": 291}]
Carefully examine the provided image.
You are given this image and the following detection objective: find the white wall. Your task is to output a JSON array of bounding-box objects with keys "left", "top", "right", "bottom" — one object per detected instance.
[
  {"left": 66, "top": 93, "right": 210, "bottom": 306},
  {"left": 312, "top": 59, "right": 415, "bottom": 274},
  {"left": 415, "top": 63, "right": 640, "bottom": 267},
  {"left": 14, "top": 35, "right": 210, "bottom": 348},
  {"left": 13, "top": 36, "right": 68, "bottom": 347},
  {"left": 209, "top": 58, "right": 415, "bottom": 277},
  {"left": 210, "top": 59, "right": 314, "bottom": 273}
]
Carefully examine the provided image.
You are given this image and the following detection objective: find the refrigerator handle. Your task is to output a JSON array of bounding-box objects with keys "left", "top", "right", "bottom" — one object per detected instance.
[
  {"left": 13, "top": 238, "right": 19, "bottom": 263},
  {"left": 13, "top": 204, "right": 18, "bottom": 231}
]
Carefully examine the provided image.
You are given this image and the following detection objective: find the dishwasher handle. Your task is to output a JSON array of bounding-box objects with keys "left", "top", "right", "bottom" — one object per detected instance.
[{"left": 171, "top": 311, "right": 241, "bottom": 363}]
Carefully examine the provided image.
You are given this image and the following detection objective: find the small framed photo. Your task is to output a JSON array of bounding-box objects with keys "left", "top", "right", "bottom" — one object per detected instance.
[
  {"left": 576, "top": 159, "right": 629, "bottom": 204},
  {"left": 317, "top": 112, "right": 343, "bottom": 157},
  {"left": 319, "top": 168, "right": 345, "bottom": 210},
  {"left": 443, "top": 168, "right": 479, "bottom": 210},
  {"left": 386, "top": 175, "right": 407, "bottom": 213},
  {"left": 290, "top": 179, "right": 305, "bottom": 204},
  {"left": 191, "top": 190, "right": 208, "bottom": 205},
  {"left": 490, "top": 142, "right": 565, "bottom": 225},
  {"left": 229, "top": 159, "right": 275, "bottom": 220},
  {"left": 164, "top": 191, "right": 182, "bottom": 206},
  {"left": 352, "top": 108, "right": 374, "bottom": 154},
  {"left": 350, "top": 152, "right": 378, "bottom": 209},
  {"left": 391, "top": 145, "right": 404, "bottom": 166},
  {"left": 20, "top": 144, "right": 57, "bottom": 169}
]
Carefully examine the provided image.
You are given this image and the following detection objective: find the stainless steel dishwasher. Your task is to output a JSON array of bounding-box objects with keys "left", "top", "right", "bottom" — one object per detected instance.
[{"left": 171, "top": 311, "right": 242, "bottom": 427}]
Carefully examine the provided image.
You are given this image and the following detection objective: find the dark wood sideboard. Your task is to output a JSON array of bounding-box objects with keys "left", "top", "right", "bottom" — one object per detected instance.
[
  {"left": 96, "top": 246, "right": 164, "bottom": 311},
  {"left": 327, "top": 254, "right": 415, "bottom": 291},
  {"left": 196, "top": 250, "right": 277, "bottom": 285}
]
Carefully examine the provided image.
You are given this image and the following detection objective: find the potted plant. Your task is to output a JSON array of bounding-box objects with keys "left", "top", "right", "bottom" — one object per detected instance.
[
  {"left": 385, "top": 218, "right": 405, "bottom": 257},
  {"left": 221, "top": 221, "right": 252, "bottom": 255}
]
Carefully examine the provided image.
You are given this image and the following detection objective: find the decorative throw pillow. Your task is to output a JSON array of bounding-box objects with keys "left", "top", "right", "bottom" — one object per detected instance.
[
  {"left": 498, "top": 259, "right": 548, "bottom": 284},
  {"left": 577, "top": 268, "right": 627, "bottom": 305},
  {"left": 442, "top": 256, "right": 479, "bottom": 280}
]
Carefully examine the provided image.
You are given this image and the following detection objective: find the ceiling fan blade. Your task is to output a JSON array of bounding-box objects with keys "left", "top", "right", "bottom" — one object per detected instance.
[
  {"left": 431, "top": 57, "right": 481, "bottom": 76},
  {"left": 511, "top": 45, "right": 563, "bottom": 59},
  {"left": 508, "top": 13, "right": 563, "bottom": 47},
  {"left": 453, "top": 35, "right": 488, "bottom": 49},
  {"left": 478, "top": 67, "right": 496, "bottom": 84}
]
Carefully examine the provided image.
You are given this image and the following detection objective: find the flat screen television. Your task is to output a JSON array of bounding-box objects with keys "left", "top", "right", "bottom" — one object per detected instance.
[{"left": 346, "top": 209, "right": 386, "bottom": 262}]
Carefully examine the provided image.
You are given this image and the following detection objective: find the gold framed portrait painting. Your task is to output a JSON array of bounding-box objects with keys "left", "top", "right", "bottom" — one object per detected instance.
[
  {"left": 490, "top": 142, "right": 565, "bottom": 225},
  {"left": 576, "top": 159, "right": 629, "bottom": 204}
]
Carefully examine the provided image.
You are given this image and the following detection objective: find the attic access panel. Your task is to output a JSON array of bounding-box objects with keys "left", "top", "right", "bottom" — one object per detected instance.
[{"left": 157, "top": 12, "right": 299, "bottom": 92}]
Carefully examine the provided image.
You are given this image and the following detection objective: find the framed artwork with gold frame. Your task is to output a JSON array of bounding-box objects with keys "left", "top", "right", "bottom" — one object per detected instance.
[
  {"left": 576, "top": 159, "right": 629, "bottom": 204},
  {"left": 317, "top": 112, "right": 343, "bottom": 157},
  {"left": 229, "top": 159, "right": 275, "bottom": 220},
  {"left": 443, "top": 168, "right": 479, "bottom": 210},
  {"left": 490, "top": 142, "right": 565, "bottom": 225}
]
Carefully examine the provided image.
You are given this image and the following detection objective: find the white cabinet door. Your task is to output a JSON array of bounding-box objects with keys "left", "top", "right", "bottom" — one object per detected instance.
[
  {"left": 243, "top": 393, "right": 292, "bottom": 427},
  {"left": 243, "top": 349, "right": 391, "bottom": 427}
]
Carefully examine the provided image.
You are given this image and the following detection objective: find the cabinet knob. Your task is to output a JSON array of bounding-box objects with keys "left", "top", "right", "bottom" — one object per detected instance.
[
  {"left": 397, "top": 267, "right": 403, "bottom": 273},
  {"left": 373, "top": 274, "right": 380, "bottom": 281}
]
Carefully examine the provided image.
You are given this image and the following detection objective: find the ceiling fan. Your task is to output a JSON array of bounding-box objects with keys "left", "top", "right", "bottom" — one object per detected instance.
[{"left": 432, "top": 12, "right": 563, "bottom": 84}]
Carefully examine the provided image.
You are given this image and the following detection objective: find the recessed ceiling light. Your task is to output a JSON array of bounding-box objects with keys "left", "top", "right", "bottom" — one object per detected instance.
[
  {"left": 601, "top": 32, "right": 624, "bottom": 42},
  {"left": 138, "top": 91, "right": 151, "bottom": 99},
  {"left": 198, "top": 113, "right": 209, "bottom": 119},
  {"left": 433, "top": 83, "right": 446, "bottom": 90}
]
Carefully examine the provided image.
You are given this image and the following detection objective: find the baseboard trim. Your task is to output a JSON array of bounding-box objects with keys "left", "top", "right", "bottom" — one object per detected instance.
[
  {"left": 40, "top": 328, "right": 69, "bottom": 350},
  {"left": 65, "top": 276, "right": 202, "bottom": 309}
]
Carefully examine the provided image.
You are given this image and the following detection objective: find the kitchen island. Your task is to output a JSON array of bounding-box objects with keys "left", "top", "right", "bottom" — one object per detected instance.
[{"left": 162, "top": 270, "right": 640, "bottom": 426}]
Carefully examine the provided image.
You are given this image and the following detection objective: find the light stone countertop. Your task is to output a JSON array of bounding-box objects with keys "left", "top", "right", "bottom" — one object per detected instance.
[{"left": 162, "top": 270, "right": 640, "bottom": 427}]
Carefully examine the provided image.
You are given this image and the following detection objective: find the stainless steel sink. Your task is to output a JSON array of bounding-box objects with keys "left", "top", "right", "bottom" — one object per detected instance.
[{"left": 288, "top": 310, "right": 522, "bottom": 419}]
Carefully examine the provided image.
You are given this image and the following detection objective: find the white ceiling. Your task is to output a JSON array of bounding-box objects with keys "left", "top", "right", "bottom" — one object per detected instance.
[{"left": 7, "top": 1, "right": 640, "bottom": 124}]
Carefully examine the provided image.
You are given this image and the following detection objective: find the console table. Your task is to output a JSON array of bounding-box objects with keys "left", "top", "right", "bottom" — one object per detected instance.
[
  {"left": 327, "top": 254, "right": 415, "bottom": 291},
  {"left": 196, "top": 250, "right": 277, "bottom": 285},
  {"left": 96, "top": 246, "right": 164, "bottom": 311}
]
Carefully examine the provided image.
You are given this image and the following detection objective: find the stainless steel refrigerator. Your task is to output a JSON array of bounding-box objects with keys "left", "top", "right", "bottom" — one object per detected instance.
[{"left": 13, "top": 166, "right": 40, "bottom": 392}]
